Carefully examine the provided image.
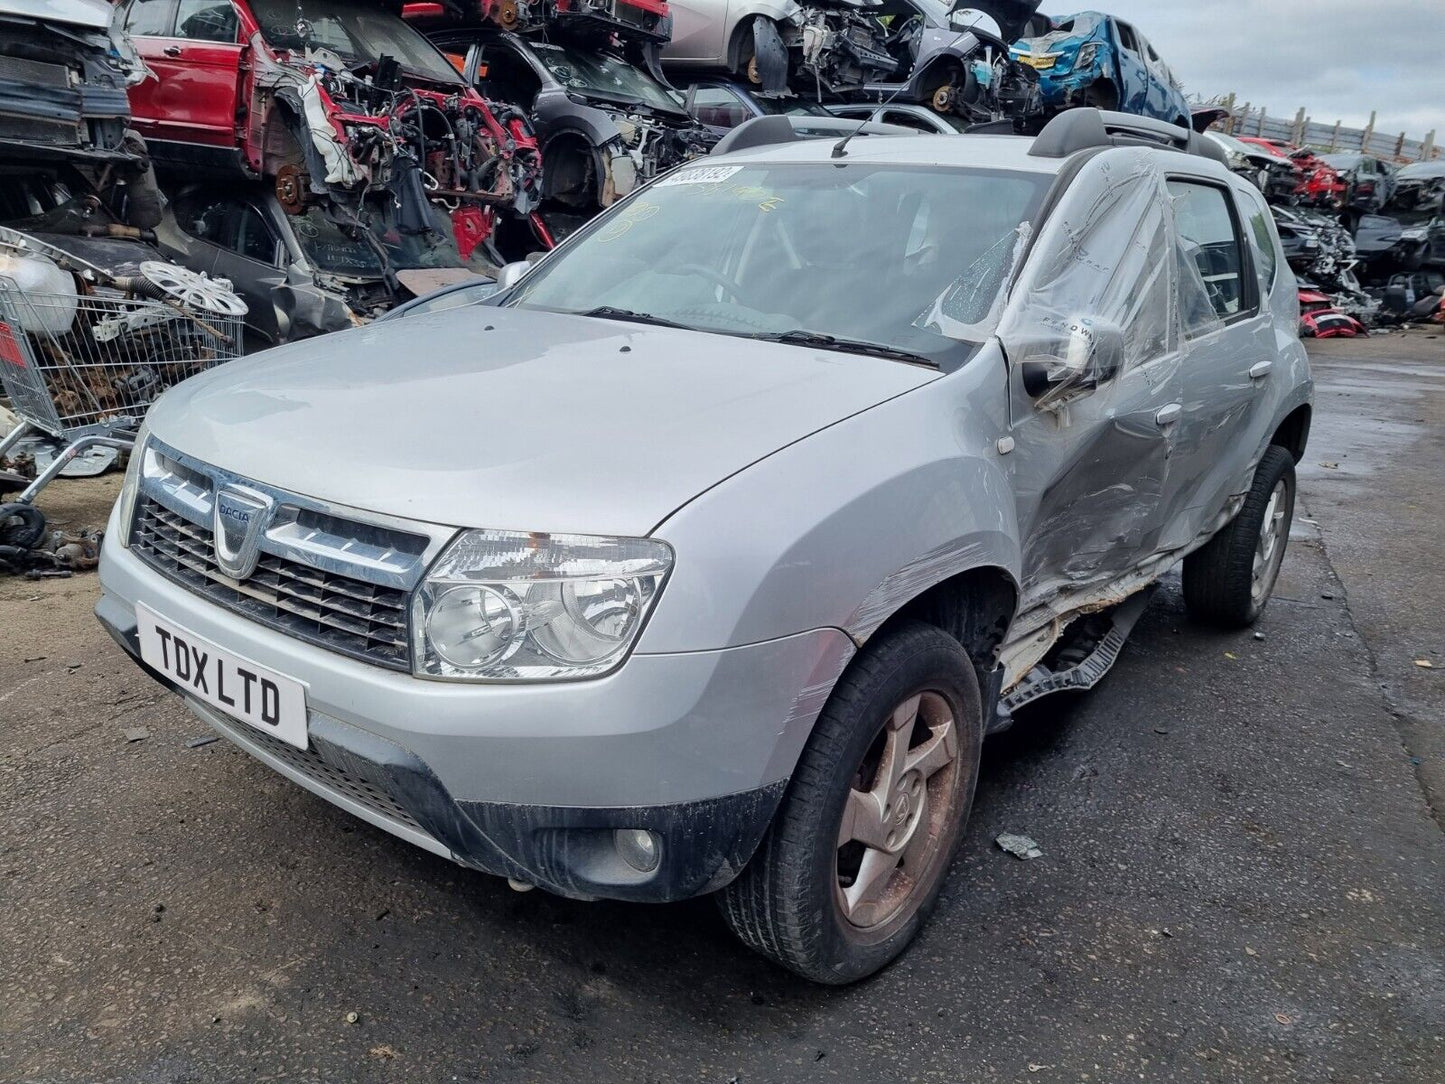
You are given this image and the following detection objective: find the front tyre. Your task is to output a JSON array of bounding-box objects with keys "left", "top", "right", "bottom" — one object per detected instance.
[
  {"left": 718, "top": 621, "right": 982, "bottom": 984},
  {"left": 1183, "top": 444, "right": 1297, "bottom": 628}
]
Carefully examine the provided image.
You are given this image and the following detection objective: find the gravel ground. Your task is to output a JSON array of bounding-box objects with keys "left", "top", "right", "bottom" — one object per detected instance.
[{"left": 1, "top": 331, "right": 1442, "bottom": 1083}]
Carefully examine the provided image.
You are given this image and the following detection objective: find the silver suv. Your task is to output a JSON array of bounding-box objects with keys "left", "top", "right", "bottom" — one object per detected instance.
[{"left": 97, "top": 110, "right": 1312, "bottom": 984}]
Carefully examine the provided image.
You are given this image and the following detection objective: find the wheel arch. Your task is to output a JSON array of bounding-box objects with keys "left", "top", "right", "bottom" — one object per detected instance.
[
  {"left": 1270, "top": 403, "right": 1312, "bottom": 462},
  {"left": 871, "top": 564, "right": 1019, "bottom": 674}
]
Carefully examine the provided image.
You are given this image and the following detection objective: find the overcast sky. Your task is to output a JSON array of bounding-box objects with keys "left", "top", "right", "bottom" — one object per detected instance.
[{"left": 1069, "top": 0, "right": 1444, "bottom": 139}]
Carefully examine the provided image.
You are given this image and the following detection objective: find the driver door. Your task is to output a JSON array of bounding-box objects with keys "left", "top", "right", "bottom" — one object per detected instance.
[
  {"left": 1007, "top": 337, "right": 1183, "bottom": 605},
  {"left": 124, "top": 0, "right": 246, "bottom": 150}
]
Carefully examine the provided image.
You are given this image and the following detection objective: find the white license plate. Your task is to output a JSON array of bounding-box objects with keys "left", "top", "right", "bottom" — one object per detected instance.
[{"left": 135, "top": 603, "right": 309, "bottom": 749}]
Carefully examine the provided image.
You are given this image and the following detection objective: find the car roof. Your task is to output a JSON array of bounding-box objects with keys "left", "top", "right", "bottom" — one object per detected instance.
[
  {"left": 713, "top": 133, "right": 1066, "bottom": 174},
  {"left": 710, "top": 131, "right": 1233, "bottom": 181}
]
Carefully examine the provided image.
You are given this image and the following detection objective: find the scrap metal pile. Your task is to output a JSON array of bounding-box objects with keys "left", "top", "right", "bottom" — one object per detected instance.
[
  {"left": 1199, "top": 108, "right": 1445, "bottom": 335},
  {"left": 410, "top": 0, "right": 718, "bottom": 232},
  {"left": 718, "top": 0, "right": 1048, "bottom": 126}
]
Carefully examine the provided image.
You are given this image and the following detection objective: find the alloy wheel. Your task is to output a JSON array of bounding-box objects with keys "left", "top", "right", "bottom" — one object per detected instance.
[
  {"left": 834, "top": 690, "right": 960, "bottom": 930},
  {"left": 1251, "top": 478, "right": 1289, "bottom": 604}
]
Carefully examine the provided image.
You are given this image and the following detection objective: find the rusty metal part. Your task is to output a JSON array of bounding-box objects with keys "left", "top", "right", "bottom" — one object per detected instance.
[
  {"left": 275, "top": 163, "right": 310, "bottom": 215},
  {"left": 495, "top": 0, "right": 520, "bottom": 30}
]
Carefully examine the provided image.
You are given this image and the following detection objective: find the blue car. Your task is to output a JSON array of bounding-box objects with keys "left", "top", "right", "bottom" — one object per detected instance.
[{"left": 1010, "top": 12, "right": 1191, "bottom": 128}]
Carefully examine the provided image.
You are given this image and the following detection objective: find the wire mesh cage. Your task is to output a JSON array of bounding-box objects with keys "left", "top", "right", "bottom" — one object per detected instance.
[{"left": 0, "top": 278, "right": 244, "bottom": 440}]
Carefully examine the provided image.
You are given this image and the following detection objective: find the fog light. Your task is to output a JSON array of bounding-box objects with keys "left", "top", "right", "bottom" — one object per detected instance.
[{"left": 614, "top": 828, "right": 661, "bottom": 873}]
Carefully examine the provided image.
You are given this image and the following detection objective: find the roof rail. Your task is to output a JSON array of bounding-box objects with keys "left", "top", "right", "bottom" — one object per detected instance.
[
  {"left": 709, "top": 114, "right": 913, "bottom": 156},
  {"left": 1029, "top": 108, "right": 1229, "bottom": 167}
]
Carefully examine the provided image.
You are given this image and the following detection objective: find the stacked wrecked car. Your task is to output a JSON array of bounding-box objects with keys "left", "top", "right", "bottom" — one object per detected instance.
[
  {"left": 121, "top": 0, "right": 548, "bottom": 263},
  {"left": 412, "top": 0, "right": 718, "bottom": 232},
  {"left": 664, "top": 0, "right": 1053, "bottom": 128}
]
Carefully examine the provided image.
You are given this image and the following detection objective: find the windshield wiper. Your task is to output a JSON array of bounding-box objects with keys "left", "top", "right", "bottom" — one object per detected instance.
[
  {"left": 746, "top": 330, "right": 938, "bottom": 368},
  {"left": 575, "top": 306, "right": 693, "bottom": 330}
]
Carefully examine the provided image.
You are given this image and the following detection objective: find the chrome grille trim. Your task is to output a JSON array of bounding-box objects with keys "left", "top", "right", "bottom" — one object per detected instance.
[
  {"left": 138, "top": 441, "right": 451, "bottom": 591},
  {"left": 133, "top": 499, "right": 413, "bottom": 668},
  {"left": 131, "top": 439, "right": 457, "bottom": 669}
]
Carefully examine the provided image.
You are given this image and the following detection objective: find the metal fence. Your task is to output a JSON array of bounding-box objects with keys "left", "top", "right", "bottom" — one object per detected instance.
[{"left": 1207, "top": 96, "right": 1439, "bottom": 163}]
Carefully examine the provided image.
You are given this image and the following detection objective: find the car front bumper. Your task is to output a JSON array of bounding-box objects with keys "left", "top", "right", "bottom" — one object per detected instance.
[{"left": 97, "top": 536, "right": 854, "bottom": 901}]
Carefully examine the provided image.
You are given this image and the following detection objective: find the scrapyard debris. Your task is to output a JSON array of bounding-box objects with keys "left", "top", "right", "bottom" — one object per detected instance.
[
  {"left": 123, "top": 727, "right": 150, "bottom": 742},
  {"left": 122, "top": 0, "right": 549, "bottom": 267},
  {"left": 0, "top": 0, "right": 148, "bottom": 158},
  {"left": 996, "top": 833, "right": 1044, "bottom": 860},
  {"left": 0, "top": 517, "right": 103, "bottom": 577},
  {"left": 0, "top": 232, "right": 245, "bottom": 570},
  {"left": 187, "top": 735, "right": 221, "bottom": 748}
]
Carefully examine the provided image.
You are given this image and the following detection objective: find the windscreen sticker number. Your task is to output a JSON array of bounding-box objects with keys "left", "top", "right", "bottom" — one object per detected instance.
[{"left": 655, "top": 165, "right": 745, "bottom": 186}]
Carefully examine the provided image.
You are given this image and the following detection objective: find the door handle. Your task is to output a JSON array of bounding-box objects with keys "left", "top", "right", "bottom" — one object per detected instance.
[
  {"left": 1249, "top": 360, "right": 1273, "bottom": 380},
  {"left": 1154, "top": 403, "right": 1182, "bottom": 427},
  {"left": 163, "top": 45, "right": 182, "bottom": 57}
]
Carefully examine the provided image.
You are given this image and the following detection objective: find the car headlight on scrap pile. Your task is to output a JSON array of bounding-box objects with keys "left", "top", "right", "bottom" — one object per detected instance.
[{"left": 413, "top": 529, "right": 673, "bottom": 681}]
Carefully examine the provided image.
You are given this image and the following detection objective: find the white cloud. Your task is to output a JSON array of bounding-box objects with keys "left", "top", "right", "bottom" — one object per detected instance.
[{"left": 1056, "top": 0, "right": 1444, "bottom": 141}]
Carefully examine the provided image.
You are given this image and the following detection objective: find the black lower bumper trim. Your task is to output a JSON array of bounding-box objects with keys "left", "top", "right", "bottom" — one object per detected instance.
[{"left": 98, "top": 601, "right": 785, "bottom": 903}]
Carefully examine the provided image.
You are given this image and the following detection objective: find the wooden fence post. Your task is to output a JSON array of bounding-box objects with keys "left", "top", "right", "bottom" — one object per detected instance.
[
  {"left": 1362, "top": 109, "right": 1376, "bottom": 153},
  {"left": 1293, "top": 108, "right": 1306, "bottom": 144},
  {"left": 1330, "top": 121, "right": 1341, "bottom": 151}
]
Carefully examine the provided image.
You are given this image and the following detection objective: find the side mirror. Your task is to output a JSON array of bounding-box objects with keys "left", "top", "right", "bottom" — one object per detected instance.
[
  {"left": 497, "top": 260, "right": 532, "bottom": 289},
  {"left": 1020, "top": 319, "right": 1125, "bottom": 405}
]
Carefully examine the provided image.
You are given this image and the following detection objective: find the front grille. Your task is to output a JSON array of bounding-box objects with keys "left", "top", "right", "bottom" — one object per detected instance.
[
  {"left": 132, "top": 498, "right": 412, "bottom": 670},
  {"left": 208, "top": 712, "right": 424, "bottom": 833}
]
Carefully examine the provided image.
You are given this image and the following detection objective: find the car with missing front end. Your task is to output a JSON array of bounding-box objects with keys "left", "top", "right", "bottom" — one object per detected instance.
[
  {"left": 97, "top": 108, "right": 1313, "bottom": 984},
  {"left": 1010, "top": 11, "right": 1189, "bottom": 127}
]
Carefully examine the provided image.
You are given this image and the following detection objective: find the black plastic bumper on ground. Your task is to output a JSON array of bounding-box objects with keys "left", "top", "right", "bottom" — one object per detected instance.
[{"left": 98, "top": 605, "right": 785, "bottom": 903}]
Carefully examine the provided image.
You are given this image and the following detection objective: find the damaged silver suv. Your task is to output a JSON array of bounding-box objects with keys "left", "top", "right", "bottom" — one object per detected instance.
[{"left": 97, "top": 110, "right": 1312, "bottom": 983}]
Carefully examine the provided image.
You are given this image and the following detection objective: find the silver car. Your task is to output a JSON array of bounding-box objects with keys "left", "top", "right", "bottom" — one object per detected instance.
[
  {"left": 665, "top": 0, "right": 1045, "bottom": 116},
  {"left": 97, "top": 109, "right": 1312, "bottom": 983}
]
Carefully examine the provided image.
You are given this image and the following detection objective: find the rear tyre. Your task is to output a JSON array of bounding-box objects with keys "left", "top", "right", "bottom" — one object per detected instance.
[
  {"left": 1182, "top": 445, "right": 1297, "bottom": 628},
  {"left": 718, "top": 621, "right": 983, "bottom": 984}
]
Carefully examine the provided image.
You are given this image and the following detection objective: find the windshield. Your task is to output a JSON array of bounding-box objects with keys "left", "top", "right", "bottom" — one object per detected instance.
[
  {"left": 508, "top": 162, "right": 1045, "bottom": 363},
  {"left": 293, "top": 204, "right": 463, "bottom": 274},
  {"left": 1019, "top": 12, "right": 1103, "bottom": 50},
  {"left": 1207, "top": 131, "right": 1255, "bottom": 159},
  {"left": 251, "top": 0, "right": 461, "bottom": 83},
  {"left": 529, "top": 42, "right": 683, "bottom": 114}
]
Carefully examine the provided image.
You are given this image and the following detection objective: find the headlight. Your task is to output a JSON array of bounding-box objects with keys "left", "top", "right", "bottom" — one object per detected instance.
[
  {"left": 115, "top": 422, "right": 149, "bottom": 548},
  {"left": 413, "top": 529, "right": 673, "bottom": 681},
  {"left": 1074, "top": 43, "right": 1098, "bottom": 70}
]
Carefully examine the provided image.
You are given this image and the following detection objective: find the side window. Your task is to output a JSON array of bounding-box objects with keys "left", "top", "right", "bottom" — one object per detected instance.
[
  {"left": 691, "top": 87, "right": 748, "bottom": 130},
  {"left": 176, "top": 196, "right": 232, "bottom": 245},
  {"left": 178, "top": 196, "right": 277, "bottom": 264},
  {"left": 1115, "top": 21, "right": 1140, "bottom": 55},
  {"left": 173, "top": 0, "right": 238, "bottom": 42},
  {"left": 478, "top": 44, "right": 543, "bottom": 106},
  {"left": 1168, "top": 179, "right": 1252, "bottom": 329},
  {"left": 124, "top": 0, "right": 176, "bottom": 35},
  {"left": 882, "top": 110, "right": 935, "bottom": 133},
  {"left": 1240, "top": 188, "right": 1279, "bottom": 294},
  {"left": 229, "top": 203, "right": 279, "bottom": 264}
]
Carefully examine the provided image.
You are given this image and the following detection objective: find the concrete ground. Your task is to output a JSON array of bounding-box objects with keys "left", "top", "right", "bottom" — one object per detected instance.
[{"left": 1, "top": 331, "right": 1442, "bottom": 1083}]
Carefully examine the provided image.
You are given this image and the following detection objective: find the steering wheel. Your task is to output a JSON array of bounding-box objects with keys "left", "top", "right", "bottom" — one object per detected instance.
[
  {"left": 886, "top": 13, "right": 923, "bottom": 50},
  {"left": 669, "top": 262, "right": 746, "bottom": 302}
]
